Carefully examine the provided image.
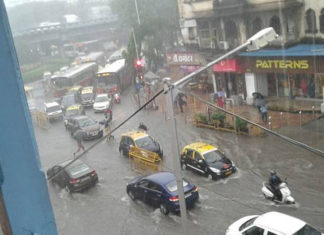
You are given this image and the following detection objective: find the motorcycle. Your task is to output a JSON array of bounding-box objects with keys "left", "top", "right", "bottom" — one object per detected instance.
[
  {"left": 114, "top": 93, "right": 120, "bottom": 104},
  {"left": 262, "top": 181, "right": 295, "bottom": 204}
]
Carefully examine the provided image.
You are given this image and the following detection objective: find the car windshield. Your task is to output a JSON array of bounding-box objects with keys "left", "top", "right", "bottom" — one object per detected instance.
[
  {"left": 65, "top": 109, "right": 81, "bottom": 117},
  {"left": 135, "top": 136, "right": 155, "bottom": 148},
  {"left": 293, "top": 225, "right": 321, "bottom": 235},
  {"left": 81, "top": 93, "right": 93, "bottom": 100},
  {"left": 203, "top": 150, "right": 226, "bottom": 164},
  {"left": 166, "top": 179, "right": 189, "bottom": 192},
  {"left": 239, "top": 217, "right": 257, "bottom": 231},
  {"left": 95, "top": 96, "right": 109, "bottom": 102},
  {"left": 46, "top": 106, "right": 60, "bottom": 113},
  {"left": 62, "top": 95, "right": 75, "bottom": 106},
  {"left": 67, "top": 163, "right": 90, "bottom": 177},
  {"left": 78, "top": 117, "right": 96, "bottom": 127}
]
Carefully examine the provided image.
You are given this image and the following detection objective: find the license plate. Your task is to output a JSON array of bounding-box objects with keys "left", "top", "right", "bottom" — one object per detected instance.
[
  {"left": 225, "top": 171, "right": 232, "bottom": 176},
  {"left": 90, "top": 131, "right": 98, "bottom": 136},
  {"left": 81, "top": 176, "right": 90, "bottom": 182}
]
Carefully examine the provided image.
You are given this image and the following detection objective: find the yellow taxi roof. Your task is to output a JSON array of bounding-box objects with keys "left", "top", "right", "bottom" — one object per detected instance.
[
  {"left": 69, "top": 86, "right": 82, "bottom": 91},
  {"left": 183, "top": 142, "right": 217, "bottom": 155},
  {"left": 66, "top": 104, "right": 82, "bottom": 111},
  {"left": 121, "top": 131, "right": 148, "bottom": 140}
]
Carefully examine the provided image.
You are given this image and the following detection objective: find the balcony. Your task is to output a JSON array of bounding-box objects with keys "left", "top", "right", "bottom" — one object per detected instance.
[
  {"left": 245, "top": 0, "right": 304, "bottom": 12},
  {"left": 213, "top": 0, "right": 246, "bottom": 17}
]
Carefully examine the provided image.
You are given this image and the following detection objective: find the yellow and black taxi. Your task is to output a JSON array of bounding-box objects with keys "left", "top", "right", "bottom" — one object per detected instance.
[
  {"left": 80, "top": 86, "right": 96, "bottom": 107},
  {"left": 119, "top": 131, "right": 163, "bottom": 158},
  {"left": 63, "top": 104, "right": 85, "bottom": 129},
  {"left": 181, "top": 142, "right": 236, "bottom": 180}
]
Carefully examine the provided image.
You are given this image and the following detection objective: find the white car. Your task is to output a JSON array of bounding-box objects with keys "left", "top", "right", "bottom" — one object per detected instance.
[
  {"left": 226, "top": 211, "right": 323, "bottom": 235},
  {"left": 44, "top": 102, "right": 63, "bottom": 121},
  {"left": 93, "top": 94, "right": 112, "bottom": 112}
]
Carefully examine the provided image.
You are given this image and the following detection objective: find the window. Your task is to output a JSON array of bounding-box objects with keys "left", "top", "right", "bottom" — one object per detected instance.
[
  {"left": 148, "top": 182, "right": 161, "bottom": 192},
  {"left": 239, "top": 217, "right": 257, "bottom": 231},
  {"left": 195, "top": 152, "right": 203, "bottom": 162},
  {"left": 138, "top": 180, "right": 149, "bottom": 188},
  {"left": 252, "top": 17, "right": 262, "bottom": 35},
  {"left": 320, "top": 9, "right": 324, "bottom": 33},
  {"left": 188, "top": 27, "right": 195, "bottom": 40},
  {"left": 243, "top": 226, "right": 264, "bottom": 235},
  {"left": 270, "top": 15, "right": 281, "bottom": 35},
  {"left": 186, "top": 149, "right": 194, "bottom": 159},
  {"left": 267, "top": 232, "right": 278, "bottom": 235},
  {"left": 306, "top": 9, "right": 317, "bottom": 33},
  {"left": 293, "top": 224, "right": 321, "bottom": 235}
]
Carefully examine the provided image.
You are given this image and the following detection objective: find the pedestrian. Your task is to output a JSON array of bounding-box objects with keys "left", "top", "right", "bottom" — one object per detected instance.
[
  {"left": 105, "top": 108, "right": 112, "bottom": 123},
  {"left": 178, "top": 93, "right": 187, "bottom": 113},
  {"left": 260, "top": 105, "right": 268, "bottom": 123},
  {"left": 73, "top": 129, "right": 86, "bottom": 157},
  {"left": 217, "top": 96, "right": 224, "bottom": 108}
]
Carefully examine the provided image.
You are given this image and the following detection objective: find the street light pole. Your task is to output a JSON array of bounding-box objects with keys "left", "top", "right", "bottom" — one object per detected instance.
[
  {"left": 134, "top": 0, "right": 141, "bottom": 25},
  {"left": 163, "top": 27, "right": 277, "bottom": 233}
]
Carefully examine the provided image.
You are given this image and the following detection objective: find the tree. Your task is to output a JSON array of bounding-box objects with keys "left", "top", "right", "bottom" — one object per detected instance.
[{"left": 110, "top": 0, "right": 179, "bottom": 68}]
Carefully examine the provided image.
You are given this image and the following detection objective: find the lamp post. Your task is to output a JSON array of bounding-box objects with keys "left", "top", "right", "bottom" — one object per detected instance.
[{"left": 163, "top": 27, "right": 278, "bottom": 232}]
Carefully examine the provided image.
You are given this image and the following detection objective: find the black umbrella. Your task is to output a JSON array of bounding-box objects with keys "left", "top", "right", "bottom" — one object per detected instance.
[{"left": 73, "top": 129, "right": 86, "bottom": 141}]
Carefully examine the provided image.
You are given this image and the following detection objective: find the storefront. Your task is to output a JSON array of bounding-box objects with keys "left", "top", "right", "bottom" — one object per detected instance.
[
  {"left": 212, "top": 59, "right": 246, "bottom": 99},
  {"left": 240, "top": 44, "right": 324, "bottom": 99}
]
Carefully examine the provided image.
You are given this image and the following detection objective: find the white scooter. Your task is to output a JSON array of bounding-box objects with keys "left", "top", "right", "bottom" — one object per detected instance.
[{"left": 262, "top": 181, "right": 295, "bottom": 204}]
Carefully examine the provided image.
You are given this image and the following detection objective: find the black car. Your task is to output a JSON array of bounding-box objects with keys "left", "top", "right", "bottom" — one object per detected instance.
[
  {"left": 66, "top": 115, "right": 103, "bottom": 140},
  {"left": 47, "top": 159, "right": 98, "bottom": 192},
  {"left": 181, "top": 142, "right": 236, "bottom": 180},
  {"left": 126, "top": 172, "right": 199, "bottom": 215},
  {"left": 61, "top": 94, "right": 78, "bottom": 112}
]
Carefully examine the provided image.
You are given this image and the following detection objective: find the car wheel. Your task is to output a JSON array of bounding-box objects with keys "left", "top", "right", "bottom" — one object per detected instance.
[
  {"left": 160, "top": 203, "right": 169, "bottom": 215},
  {"left": 127, "top": 190, "right": 136, "bottom": 201},
  {"left": 181, "top": 163, "right": 187, "bottom": 170}
]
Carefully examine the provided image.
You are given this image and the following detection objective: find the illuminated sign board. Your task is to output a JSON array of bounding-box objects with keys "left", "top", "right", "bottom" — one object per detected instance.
[{"left": 255, "top": 60, "right": 309, "bottom": 70}]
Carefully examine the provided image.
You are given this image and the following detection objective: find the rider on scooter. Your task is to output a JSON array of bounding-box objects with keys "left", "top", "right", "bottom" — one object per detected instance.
[{"left": 269, "top": 170, "right": 282, "bottom": 200}]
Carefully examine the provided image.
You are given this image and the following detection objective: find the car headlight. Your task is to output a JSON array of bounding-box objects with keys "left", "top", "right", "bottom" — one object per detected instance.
[{"left": 209, "top": 167, "right": 221, "bottom": 174}]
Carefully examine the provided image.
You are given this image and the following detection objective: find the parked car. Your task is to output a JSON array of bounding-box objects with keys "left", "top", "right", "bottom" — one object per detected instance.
[
  {"left": 47, "top": 159, "right": 98, "bottom": 193},
  {"left": 63, "top": 104, "right": 85, "bottom": 129},
  {"left": 226, "top": 211, "right": 323, "bottom": 235},
  {"left": 126, "top": 172, "right": 199, "bottom": 215},
  {"left": 93, "top": 93, "right": 112, "bottom": 112},
  {"left": 44, "top": 102, "right": 63, "bottom": 121},
  {"left": 181, "top": 142, "right": 236, "bottom": 180},
  {"left": 80, "top": 86, "right": 96, "bottom": 107},
  {"left": 66, "top": 115, "right": 103, "bottom": 140},
  {"left": 119, "top": 131, "right": 163, "bottom": 158}
]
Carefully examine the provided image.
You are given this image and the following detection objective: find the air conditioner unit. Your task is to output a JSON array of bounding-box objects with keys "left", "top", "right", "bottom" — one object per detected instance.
[{"left": 218, "top": 41, "right": 229, "bottom": 50}]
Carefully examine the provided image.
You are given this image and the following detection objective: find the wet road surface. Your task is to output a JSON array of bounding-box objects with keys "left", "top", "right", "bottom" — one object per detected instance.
[{"left": 33, "top": 88, "right": 324, "bottom": 234}]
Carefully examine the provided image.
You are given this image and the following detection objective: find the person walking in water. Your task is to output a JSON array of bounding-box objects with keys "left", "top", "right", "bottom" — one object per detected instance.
[
  {"left": 260, "top": 105, "right": 268, "bottom": 123},
  {"left": 73, "top": 129, "right": 85, "bottom": 157}
]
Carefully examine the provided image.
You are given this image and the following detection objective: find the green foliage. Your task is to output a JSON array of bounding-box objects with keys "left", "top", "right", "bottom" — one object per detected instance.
[
  {"left": 110, "top": 0, "right": 179, "bottom": 68},
  {"left": 22, "top": 58, "right": 72, "bottom": 84},
  {"left": 235, "top": 118, "right": 248, "bottom": 131},
  {"left": 195, "top": 113, "right": 208, "bottom": 124},
  {"left": 211, "top": 112, "right": 225, "bottom": 121}
]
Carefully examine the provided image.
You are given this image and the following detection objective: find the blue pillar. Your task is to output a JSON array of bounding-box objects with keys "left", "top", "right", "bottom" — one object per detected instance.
[{"left": 0, "top": 2, "right": 57, "bottom": 234}]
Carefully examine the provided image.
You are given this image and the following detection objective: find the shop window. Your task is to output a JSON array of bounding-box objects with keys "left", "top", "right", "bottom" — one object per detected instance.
[
  {"left": 320, "top": 9, "right": 324, "bottom": 33},
  {"left": 305, "top": 9, "right": 317, "bottom": 34},
  {"left": 200, "top": 30, "right": 210, "bottom": 38},
  {"left": 270, "top": 15, "right": 281, "bottom": 35}
]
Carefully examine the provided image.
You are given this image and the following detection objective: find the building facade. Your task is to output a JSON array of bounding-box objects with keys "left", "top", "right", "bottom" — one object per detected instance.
[{"left": 178, "top": 0, "right": 324, "bottom": 101}]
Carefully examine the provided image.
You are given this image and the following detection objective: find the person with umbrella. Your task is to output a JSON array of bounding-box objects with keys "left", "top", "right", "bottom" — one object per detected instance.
[{"left": 73, "top": 129, "right": 86, "bottom": 157}]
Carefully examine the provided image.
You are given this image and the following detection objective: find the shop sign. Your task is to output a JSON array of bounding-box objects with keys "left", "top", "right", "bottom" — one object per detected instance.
[
  {"left": 255, "top": 59, "right": 309, "bottom": 70},
  {"left": 166, "top": 52, "right": 201, "bottom": 65}
]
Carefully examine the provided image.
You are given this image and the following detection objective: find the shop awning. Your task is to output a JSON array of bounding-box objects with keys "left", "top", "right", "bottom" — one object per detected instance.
[
  {"left": 213, "top": 59, "right": 243, "bottom": 73},
  {"left": 240, "top": 44, "right": 324, "bottom": 57}
]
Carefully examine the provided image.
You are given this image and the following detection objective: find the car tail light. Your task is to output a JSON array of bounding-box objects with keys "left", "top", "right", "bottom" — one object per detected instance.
[
  {"left": 193, "top": 186, "right": 198, "bottom": 192},
  {"left": 70, "top": 178, "right": 80, "bottom": 184},
  {"left": 169, "top": 196, "right": 179, "bottom": 202},
  {"left": 90, "top": 170, "right": 96, "bottom": 177}
]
